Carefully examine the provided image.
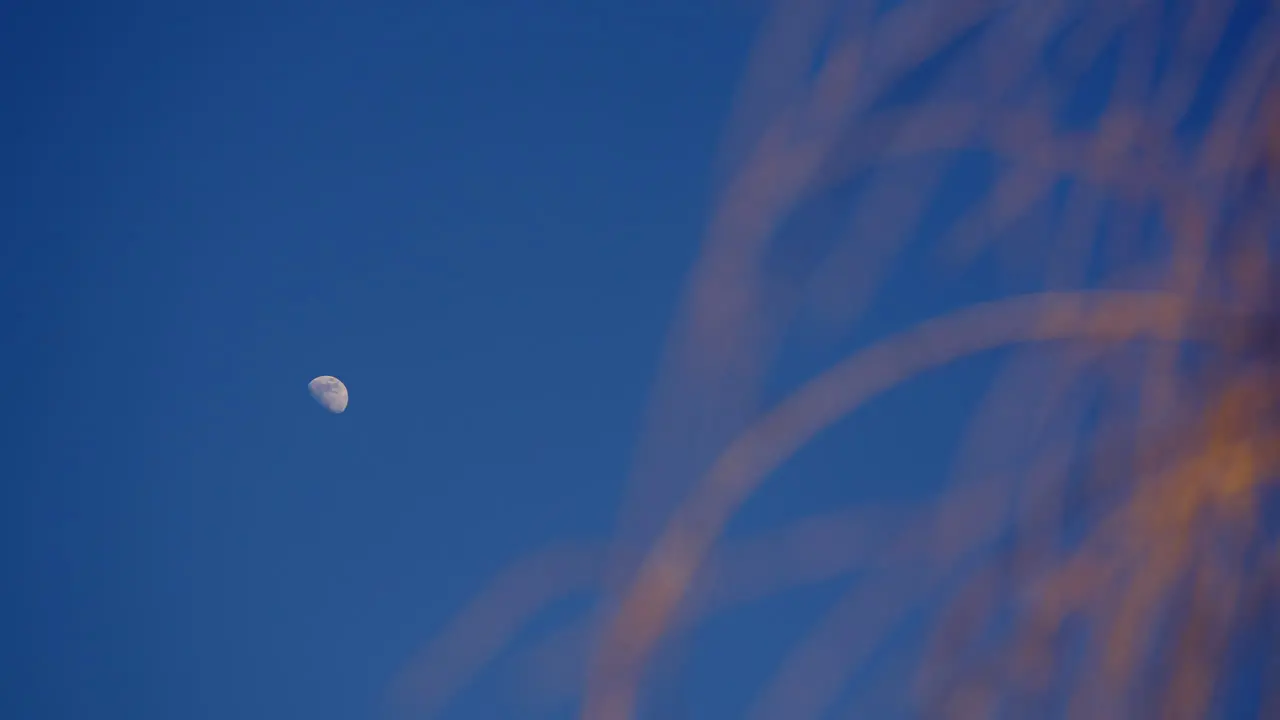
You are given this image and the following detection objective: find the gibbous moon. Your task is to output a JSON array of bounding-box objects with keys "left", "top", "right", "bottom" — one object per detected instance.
[{"left": 309, "top": 376, "right": 349, "bottom": 413}]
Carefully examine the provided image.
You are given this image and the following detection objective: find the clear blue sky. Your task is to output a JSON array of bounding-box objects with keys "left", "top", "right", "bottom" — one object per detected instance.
[
  {"left": 6, "top": 1, "right": 1274, "bottom": 719},
  {"left": 4, "top": 2, "right": 762, "bottom": 718}
]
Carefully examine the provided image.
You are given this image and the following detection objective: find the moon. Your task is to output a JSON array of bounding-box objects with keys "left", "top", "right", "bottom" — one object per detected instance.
[{"left": 308, "top": 376, "right": 349, "bottom": 413}]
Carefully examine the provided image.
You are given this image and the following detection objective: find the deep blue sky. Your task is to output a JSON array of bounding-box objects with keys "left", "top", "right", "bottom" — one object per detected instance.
[
  {"left": 6, "top": 1, "right": 1274, "bottom": 719},
  {"left": 4, "top": 3, "right": 763, "bottom": 718},
  {"left": 0, "top": 0, "right": 1005, "bottom": 711}
]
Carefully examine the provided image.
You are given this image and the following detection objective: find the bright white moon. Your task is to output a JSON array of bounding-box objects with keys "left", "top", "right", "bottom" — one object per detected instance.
[{"left": 308, "top": 376, "right": 348, "bottom": 413}]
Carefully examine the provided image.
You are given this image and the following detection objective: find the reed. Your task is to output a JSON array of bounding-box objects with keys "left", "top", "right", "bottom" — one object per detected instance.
[{"left": 396, "top": 2, "right": 1280, "bottom": 717}]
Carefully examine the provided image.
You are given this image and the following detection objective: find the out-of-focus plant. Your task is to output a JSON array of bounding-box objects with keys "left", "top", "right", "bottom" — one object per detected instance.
[{"left": 395, "top": 2, "right": 1280, "bottom": 718}]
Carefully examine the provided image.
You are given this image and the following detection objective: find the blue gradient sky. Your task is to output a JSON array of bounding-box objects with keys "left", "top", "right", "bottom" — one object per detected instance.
[
  {"left": 5, "top": 3, "right": 760, "bottom": 718},
  {"left": 6, "top": 1, "right": 1274, "bottom": 719}
]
